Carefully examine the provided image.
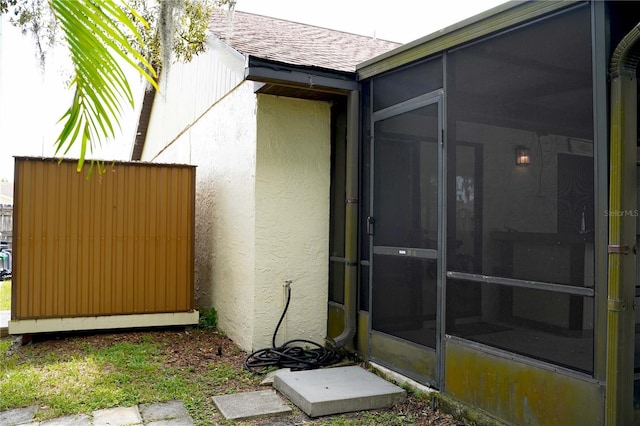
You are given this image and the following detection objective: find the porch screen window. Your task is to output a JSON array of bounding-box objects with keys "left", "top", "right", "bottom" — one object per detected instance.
[
  {"left": 445, "top": 4, "right": 595, "bottom": 373},
  {"left": 372, "top": 57, "right": 442, "bottom": 112}
]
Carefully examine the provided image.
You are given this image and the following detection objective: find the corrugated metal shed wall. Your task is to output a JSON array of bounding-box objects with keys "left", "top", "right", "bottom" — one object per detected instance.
[{"left": 12, "top": 157, "right": 195, "bottom": 319}]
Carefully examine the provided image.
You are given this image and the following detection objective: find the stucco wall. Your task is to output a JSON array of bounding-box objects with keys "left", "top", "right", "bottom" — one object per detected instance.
[
  {"left": 143, "top": 75, "right": 331, "bottom": 352},
  {"left": 149, "top": 82, "right": 258, "bottom": 351},
  {"left": 253, "top": 94, "right": 331, "bottom": 351}
]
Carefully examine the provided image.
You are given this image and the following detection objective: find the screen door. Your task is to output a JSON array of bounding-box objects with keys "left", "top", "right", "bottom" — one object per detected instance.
[{"left": 369, "top": 96, "right": 441, "bottom": 386}]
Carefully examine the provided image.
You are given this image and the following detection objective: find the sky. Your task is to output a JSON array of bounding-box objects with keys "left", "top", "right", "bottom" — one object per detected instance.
[
  {"left": 234, "top": 0, "right": 508, "bottom": 44},
  {"left": 0, "top": 0, "right": 507, "bottom": 182}
]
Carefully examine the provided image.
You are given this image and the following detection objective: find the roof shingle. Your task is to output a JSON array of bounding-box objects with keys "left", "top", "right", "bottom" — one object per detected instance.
[{"left": 209, "top": 10, "right": 401, "bottom": 73}]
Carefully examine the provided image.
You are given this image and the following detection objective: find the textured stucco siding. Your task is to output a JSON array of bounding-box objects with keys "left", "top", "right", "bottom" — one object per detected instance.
[
  {"left": 143, "top": 73, "right": 331, "bottom": 352},
  {"left": 141, "top": 36, "right": 245, "bottom": 161},
  {"left": 152, "top": 82, "right": 258, "bottom": 351},
  {"left": 253, "top": 94, "right": 331, "bottom": 351}
]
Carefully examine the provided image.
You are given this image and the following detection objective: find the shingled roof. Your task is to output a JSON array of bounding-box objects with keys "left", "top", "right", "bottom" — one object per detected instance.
[
  {"left": 209, "top": 10, "right": 401, "bottom": 73},
  {"left": 133, "top": 10, "right": 398, "bottom": 161}
]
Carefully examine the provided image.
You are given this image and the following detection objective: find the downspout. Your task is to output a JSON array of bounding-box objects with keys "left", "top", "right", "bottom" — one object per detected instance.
[
  {"left": 606, "top": 22, "right": 640, "bottom": 426},
  {"left": 332, "top": 90, "right": 360, "bottom": 348}
]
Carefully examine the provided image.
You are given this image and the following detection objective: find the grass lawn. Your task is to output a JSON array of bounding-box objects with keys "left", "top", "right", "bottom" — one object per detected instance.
[
  {"left": 0, "top": 330, "right": 260, "bottom": 425},
  {"left": 0, "top": 280, "right": 9, "bottom": 310},
  {"left": 0, "top": 328, "right": 466, "bottom": 425}
]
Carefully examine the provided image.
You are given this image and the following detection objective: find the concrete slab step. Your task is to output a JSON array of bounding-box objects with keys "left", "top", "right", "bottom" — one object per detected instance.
[
  {"left": 40, "top": 414, "right": 91, "bottom": 425},
  {"left": 0, "top": 406, "right": 38, "bottom": 426},
  {"left": 139, "top": 400, "right": 192, "bottom": 424},
  {"left": 212, "top": 389, "right": 292, "bottom": 421},
  {"left": 273, "top": 365, "right": 405, "bottom": 418},
  {"left": 92, "top": 406, "right": 142, "bottom": 425}
]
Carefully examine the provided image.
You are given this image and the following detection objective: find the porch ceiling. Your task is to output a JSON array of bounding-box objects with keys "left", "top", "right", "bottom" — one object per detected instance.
[{"left": 254, "top": 84, "right": 346, "bottom": 102}]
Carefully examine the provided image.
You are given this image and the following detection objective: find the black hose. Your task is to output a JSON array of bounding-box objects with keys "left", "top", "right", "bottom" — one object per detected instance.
[
  {"left": 271, "top": 280, "right": 292, "bottom": 349},
  {"left": 244, "top": 282, "right": 343, "bottom": 374}
]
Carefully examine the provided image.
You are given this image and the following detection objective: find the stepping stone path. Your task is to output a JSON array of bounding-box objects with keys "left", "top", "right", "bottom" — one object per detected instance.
[{"left": 0, "top": 400, "right": 194, "bottom": 426}]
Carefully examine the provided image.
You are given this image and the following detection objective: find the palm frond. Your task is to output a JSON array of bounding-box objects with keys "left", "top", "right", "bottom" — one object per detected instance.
[{"left": 49, "top": 0, "right": 158, "bottom": 171}]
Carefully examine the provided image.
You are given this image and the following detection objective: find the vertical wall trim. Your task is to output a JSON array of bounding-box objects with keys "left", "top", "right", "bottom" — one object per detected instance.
[
  {"left": 439, "top": 51, "right": 449, "bottom": 390},
  {"left": 591, "top": 0, "right": 609, "bottom": 382},
  {"left": 606, "top": 20, "right": 640, "bottom": 426}
]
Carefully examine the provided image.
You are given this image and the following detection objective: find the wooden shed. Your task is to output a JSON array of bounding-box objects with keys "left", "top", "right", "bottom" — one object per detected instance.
[{"left": 9, "top": 157, "right": 198, "bottom": 334}]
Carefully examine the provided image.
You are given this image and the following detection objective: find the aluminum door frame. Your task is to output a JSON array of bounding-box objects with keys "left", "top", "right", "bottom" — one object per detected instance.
[{"left": 368, "top": 90, "right": 444, "bottom": 387}]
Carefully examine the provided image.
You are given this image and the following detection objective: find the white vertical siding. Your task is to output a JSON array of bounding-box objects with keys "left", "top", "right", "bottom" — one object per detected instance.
[{"left": 141, "top": 36, "right": 245, "bottom": 162}]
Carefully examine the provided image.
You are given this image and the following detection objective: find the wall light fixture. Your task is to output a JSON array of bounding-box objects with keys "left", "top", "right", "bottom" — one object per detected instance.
[{"left": 516, "top": 146, "right": 531, "bottom": 166}]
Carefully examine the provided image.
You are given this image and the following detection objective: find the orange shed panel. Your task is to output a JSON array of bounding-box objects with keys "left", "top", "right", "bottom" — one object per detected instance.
[{"left": 12, "top": 157, "right": 196, "bottom": 320}]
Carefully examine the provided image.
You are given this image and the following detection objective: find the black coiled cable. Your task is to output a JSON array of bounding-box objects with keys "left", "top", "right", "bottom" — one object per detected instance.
[{"left": 244, "top": 281, "right": 342, "bottom": 374}]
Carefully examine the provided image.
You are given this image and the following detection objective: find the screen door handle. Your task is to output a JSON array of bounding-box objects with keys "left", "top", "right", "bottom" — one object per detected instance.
[{"left": 367, "top": 217, "right": 375, "bottom": 236}]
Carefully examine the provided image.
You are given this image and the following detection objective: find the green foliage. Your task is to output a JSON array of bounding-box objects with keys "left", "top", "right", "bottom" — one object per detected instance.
[
  {"left": 126, "top": 0, "right": 235, "bottom": 72},
  {"left": 3, "top": 0, "right": 236, "bottom": 73},
  {"left": 49, "top": 0, "right": 158, "bottom": 171},
  {"left": 0, "top": 0, "right": 17, "bottom": 15},
  {"left": 317, "top": 410, "right": 418, "bottom": 425},
  {"left": 198, "top": 307, "right": 217, "bottom": 330},
  {"left": 0, "top": 0, "right": 234, "bottom": 171},
  {"left": 5, "top": 0, "right": 58, "bottom": 69},
  {"left": 0, "top": 338, "right": 11, "bottom": 353},
  {"left": 0, "top": 280, "right": 10, "bottom": 311}
]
